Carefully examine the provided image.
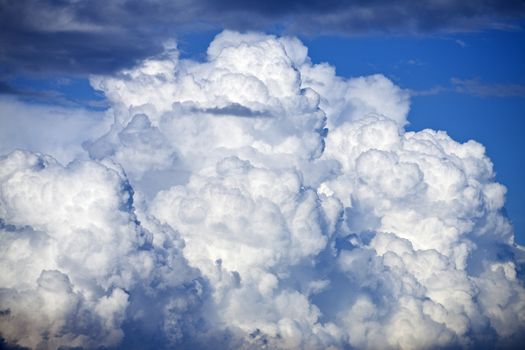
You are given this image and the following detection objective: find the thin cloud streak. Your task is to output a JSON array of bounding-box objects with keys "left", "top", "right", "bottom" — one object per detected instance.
[
  {"left": 451, "top": 78, "right": 525, "bottom": 97},
  {"left": 409, "top": 78, "right": 525, "bottom": 97}
]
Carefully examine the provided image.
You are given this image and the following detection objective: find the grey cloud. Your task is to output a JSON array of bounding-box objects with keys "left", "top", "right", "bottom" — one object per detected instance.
[
  {"left": 0, "top": 81, "right": 17, "bottom": 95},
  {"left": 0, "top": 83, "right": 108, "bottom": 109},
  {"left": 451, "top": 77, "right": 525, "bottom": 97},
  {"left": 1, "top": 0, "right": 525, "bottom": 74},
  {"left": 200, "top": 104, "right": 267, "bottom": 118},
  {"left": 409, "top": 78, "right": 525, "bottom": 97}
]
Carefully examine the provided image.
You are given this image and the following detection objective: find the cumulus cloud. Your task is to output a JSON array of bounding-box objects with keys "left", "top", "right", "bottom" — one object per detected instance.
[
  {"left": 0, "top": 150, "right": 205, "bottom": 349},
  {"left": 1, "top": 0, "right": 525, "bottom": 74},
  {"left": 1, "top": 31, "right": 525, "bottom": 349}
]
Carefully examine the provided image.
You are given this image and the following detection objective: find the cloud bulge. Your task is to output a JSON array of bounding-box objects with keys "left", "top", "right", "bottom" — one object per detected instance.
[{"left": 1, "top": 31, "right": 524, "bottom": 349}]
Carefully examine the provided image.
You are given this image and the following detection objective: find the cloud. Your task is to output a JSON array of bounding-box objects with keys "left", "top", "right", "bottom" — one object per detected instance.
[
  {"left": 1, "top": 31, "right": 525, "bottom": 349},
  {"left": 410, "top": 78, "right": 525, "bottom": 97},
  {"left": 0, "top": 81, "right": 18, "bottom": 95},
  {"left": 0, "top": 150, "right": 143, "bottom": 348},
  {"left": 0, "top": 96, "right": 111, "bottom": 164},
  {"left": 451, "top": 77, "right": 525, "bottom": 97},
  {"left": 0, "top": 150, "right": 206, "bottom": 349},
  {"left": 455, "top": 39, "right": 467, "bottom": 47},
  {"left": 1, "top": 0, "right": 525, "bottom": 74}
]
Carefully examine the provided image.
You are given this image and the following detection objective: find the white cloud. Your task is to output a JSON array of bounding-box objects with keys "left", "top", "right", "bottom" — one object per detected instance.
[
  {"left": 1, "top": 31, "right": 524, "bottom": 349},
  {"left": 0, "top": 96, "right": 111, "bottom": 164},
  {"left": 0, "top": 150, "right": 200, "bottom": 349}
]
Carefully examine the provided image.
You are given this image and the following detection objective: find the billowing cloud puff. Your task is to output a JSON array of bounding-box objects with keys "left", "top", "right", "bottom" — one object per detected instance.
[
  {"left": 1, "top": 31, "right": 524, "bottom": 349},
  {"left": 0, "top": 151, "right": 202, "bottom": 349}
]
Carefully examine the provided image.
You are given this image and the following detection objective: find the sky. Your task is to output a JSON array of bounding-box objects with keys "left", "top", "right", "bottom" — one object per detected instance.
[{"left": 1, "top": 1, "right": 525, "bottom": 349}]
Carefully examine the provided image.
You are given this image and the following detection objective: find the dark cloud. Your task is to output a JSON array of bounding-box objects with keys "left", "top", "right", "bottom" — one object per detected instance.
[
  {"left": 1, "top": 0, "right": 524, "bottom": 75},
  {"left": 0, "top": 81, "right": 17, "bottom": 94},
  {"left": 0, "top": 79, "right": 108, "bottom": 109},
  {"left": 199, "top": 104, "right": 268, "bottom": 118}
]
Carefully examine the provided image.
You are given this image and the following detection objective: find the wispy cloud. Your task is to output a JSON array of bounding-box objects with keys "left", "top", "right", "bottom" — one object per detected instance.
[
  {"left": 451, "top": 77, "right": 525, "bottom": 97},
  {"left": 0, "top": 79, "right": 108, "bottom": 109},
  {"left": 0, "top": 96, "right": 110, "bottom": 163},
  {"left": 0, "top": 81, "right": 18, "bottom": 94},
  {"left": 455, "top": 39, "right": 467, "bottom": 47},
  {"left": 410, "top": 78, "right": 525, "bottom": 98}
]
